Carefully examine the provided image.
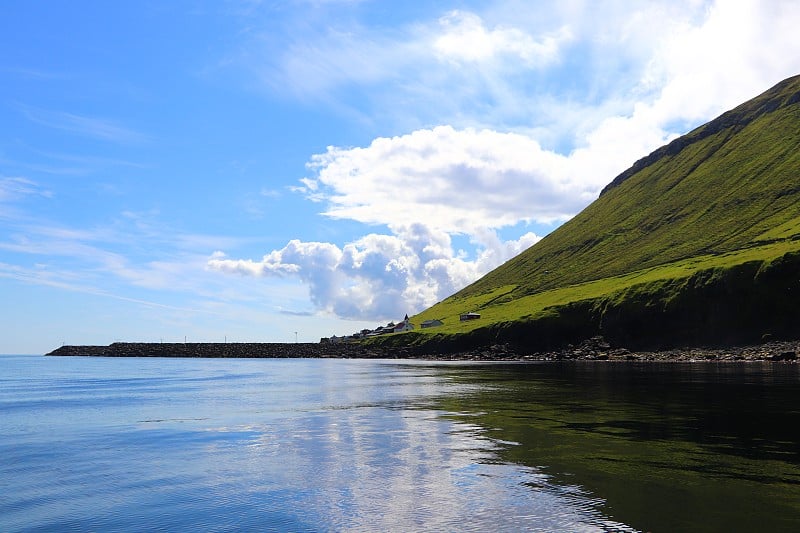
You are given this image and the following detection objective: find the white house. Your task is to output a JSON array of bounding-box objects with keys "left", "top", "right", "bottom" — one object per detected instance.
[{"left": 394, "top": 314, "right": 414, "bottom": 333}]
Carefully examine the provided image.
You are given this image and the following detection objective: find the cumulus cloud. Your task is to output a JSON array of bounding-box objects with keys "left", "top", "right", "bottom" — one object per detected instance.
[
  {"left": 301, "top": 123, "right": 673, "bottom": 235},
  {"left": 208, "top": 224, "right": 540, "bottom": 320}
]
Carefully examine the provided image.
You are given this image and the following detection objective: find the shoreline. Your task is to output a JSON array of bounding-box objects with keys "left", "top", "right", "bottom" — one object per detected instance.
[
  {"left": 46, "top": 336, "right": 799, "bottom": 362},
  {"left": 446, "top": 338, "right": 800, "bottom": 362}
]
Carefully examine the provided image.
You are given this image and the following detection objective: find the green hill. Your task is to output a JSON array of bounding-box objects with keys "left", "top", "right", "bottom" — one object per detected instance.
[{"left": 400, "top": 74, "right": 800, "bottom": 352}]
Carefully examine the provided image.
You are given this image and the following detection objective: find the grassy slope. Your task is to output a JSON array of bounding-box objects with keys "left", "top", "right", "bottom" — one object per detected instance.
[{"left": 398, "top": 75, "right": 800, "bottom": 350}]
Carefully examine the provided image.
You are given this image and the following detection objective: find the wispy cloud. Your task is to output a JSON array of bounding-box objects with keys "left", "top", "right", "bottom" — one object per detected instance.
[
  {"left": 0, "top": 148, "right": 147, "bottom": 178},
  {"left": 234, "top": 6, "right": 580, "bottom": 132},
  {"left": 0, "top": 261, "right": 218, "bottom": 314},
  {"left": 15, "top": 103, "right": 149, "bottom": 143},
  {"left": 0, "top": 206, "right": 257, "bottom": 304},
  {"left": 0, "top": 176, "right": 52, "bottom": 202},
  {"left": 233, "top": 1, "right": 800, "bottom": 142}
]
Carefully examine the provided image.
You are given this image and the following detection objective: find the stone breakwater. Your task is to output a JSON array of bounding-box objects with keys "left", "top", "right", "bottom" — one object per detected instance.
[
  {"left": 46, "top": 337, "right": 800, "bottom": 362},
  {"left": 46, "top": 342, "right": 400, "bottom": 358}
]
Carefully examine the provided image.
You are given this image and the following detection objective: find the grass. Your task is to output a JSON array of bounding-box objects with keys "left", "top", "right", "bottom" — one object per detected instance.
[
  {"left": 410, "top": 239, "right": 800, "bottom": 337},
  {"left": 755, "top": 215, "right": 800, "bottom": 242}
]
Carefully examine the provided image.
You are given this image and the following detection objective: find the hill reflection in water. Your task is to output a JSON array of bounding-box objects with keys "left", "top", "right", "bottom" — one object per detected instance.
[{"left": 420, "top": 361, "right": 800, "bottom": 532}]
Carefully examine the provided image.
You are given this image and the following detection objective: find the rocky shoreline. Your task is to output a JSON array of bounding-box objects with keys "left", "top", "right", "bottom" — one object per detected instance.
[
  {"left": 436, "top": 336, "right": 800, "bottom": 362},
  {"left": 46, "top": 336, "right": 799, "bottom": 362}
]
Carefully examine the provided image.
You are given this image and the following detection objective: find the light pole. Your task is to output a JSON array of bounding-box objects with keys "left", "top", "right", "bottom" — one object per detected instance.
[{"left": 295, "top": 331, "right": 298, "bottom": 343}]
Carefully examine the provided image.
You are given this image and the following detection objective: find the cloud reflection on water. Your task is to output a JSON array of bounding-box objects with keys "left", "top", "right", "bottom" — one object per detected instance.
[{"left": 194, "top": 401, "right": 634, "bottom": 531}]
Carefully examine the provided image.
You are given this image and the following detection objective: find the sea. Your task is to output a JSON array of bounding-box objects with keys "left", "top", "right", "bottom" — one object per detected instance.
[{"left": 2, "top": 354, "right": 799, "bottom": 532}]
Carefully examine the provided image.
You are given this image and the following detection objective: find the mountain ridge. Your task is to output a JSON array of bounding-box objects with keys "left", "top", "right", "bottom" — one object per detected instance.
[
  {"left": 600, "top": 74, "right": 800, "bottom": 196},
  {"left": 457, "top": 74, "right": 800, "bottom": 299}
]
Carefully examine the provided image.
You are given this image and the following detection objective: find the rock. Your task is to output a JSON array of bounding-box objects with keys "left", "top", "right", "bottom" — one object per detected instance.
[{"left": 771, "top": 351, "right": 797, "bottom": 361}]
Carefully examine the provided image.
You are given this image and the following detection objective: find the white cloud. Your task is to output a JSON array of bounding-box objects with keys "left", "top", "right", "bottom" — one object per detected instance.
[
  {"left": 305, "top": 126, "right": 615, "bottom": 233},
  {"left": 302, "top": 117, "right": 680, "bottom": 234},
  {"left": 433, "top": 10, "right": 571, "bottom": 67},
  {"left": 643, "top": 0, "right": 800, "bottom": 125},
  {"left": 208, "top": 224, "right": 541, "bottom": 320}
]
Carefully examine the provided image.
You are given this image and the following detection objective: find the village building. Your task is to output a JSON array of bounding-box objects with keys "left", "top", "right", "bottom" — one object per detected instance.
[
  {"left": 459, "top": 312, "right": 481, "bottom": 322},
  {"left": 394, "top": 314, "right": 414, "bottom": 333},
  {"left": 421, "top": 319, "right": 444, "bottom": 329},
  {"left": 323, "top": 314, "right": 415, "bottom": 342}
]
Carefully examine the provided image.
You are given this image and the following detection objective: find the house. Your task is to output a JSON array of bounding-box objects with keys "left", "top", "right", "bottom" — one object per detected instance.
[
  {"left": 365, "top": 322, "right": 396, "bottom": 336},
  {"left": 394, "top": 314, "right": 414, "bottom": 333},
  {"left": 459, "top": 312, "right": 481, "bottom": 322},
  {"left": 421, "top": 319, "right": 443, "bottom": 329}
]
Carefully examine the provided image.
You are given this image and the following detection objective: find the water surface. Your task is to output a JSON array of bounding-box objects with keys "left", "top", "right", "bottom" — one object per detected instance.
[{"left": 1, "top": 355, "right": 798, "bottom": 532}]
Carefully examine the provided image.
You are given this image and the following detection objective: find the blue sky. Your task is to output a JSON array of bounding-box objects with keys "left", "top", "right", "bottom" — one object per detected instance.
[{"left": 2, "top": 1, "right": 800, "bottom": 353}]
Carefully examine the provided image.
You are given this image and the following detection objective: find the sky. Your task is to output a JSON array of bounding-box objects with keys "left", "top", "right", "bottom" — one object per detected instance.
[{"left": 2, "top": 1, "right": 800, "bottom": 353}]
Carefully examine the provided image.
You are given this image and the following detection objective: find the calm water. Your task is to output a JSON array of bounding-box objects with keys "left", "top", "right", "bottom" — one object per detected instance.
[{"left": 1, "top": 355, "right": 799, "bottom": 532}]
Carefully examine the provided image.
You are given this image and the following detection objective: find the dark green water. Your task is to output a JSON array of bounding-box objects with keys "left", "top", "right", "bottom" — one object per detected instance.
[
  {"left": 429, "top": 361, "right": 800, "bottom": 532},
  {"left": 2, "top": 356, "right": 798, "bottom": 531}
]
